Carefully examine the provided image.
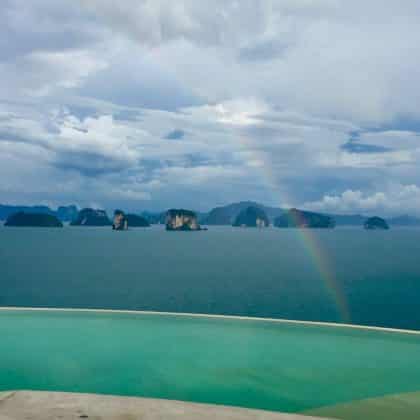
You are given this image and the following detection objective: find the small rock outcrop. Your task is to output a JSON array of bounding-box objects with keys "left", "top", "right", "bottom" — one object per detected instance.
[
  {"left": 126, "top": 214, "right": 150, "bottom": 227},
  {"left": 165, "top": 209, "right": 203, "bottom": 231},
  {"left": 4, "top": 212, "right": 63, "bottom": 227},
  {"left": 112, "top": 210, "right": 128, "bottom": 230},
  {"left": 70, "top": 208, "right": 112, "bottom": 226},
  {"left": 364, "top": 216, "right": 389, "bottom": 230},
  {"left": 233, "top": 206, "right": 269, "bottom": 228},
  {"left": 275, "top": 208, "right": 335, "bottom": 228}
]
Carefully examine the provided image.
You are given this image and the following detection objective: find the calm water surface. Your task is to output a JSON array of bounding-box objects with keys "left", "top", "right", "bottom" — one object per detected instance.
[
  {"left": 1, "top": 225, "right": 420, "bottom": 329},
  {"left": 1, "top": 310, "right": 420, "bottom": 413}
]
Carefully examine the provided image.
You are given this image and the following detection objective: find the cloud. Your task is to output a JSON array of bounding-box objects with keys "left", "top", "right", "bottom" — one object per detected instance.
[
  {"left": 304, "top": 185, "right": 420, "bottom": 216},
  {"left": 77, "top": 48, "right": 202, "bottom": 110},
  {"left": 165, "top": 129, "right": 185, "bottom": 140},
  {"left": 0, "top": 49, "right": 108, "bottom": 98},
  {"left": 2, "top": 94, "right": 420, "bottom": 212},
  {"left": 0, "top": 98, "right": 260, "bottom": 209},
  {"left": 1, "top": 1, "right": 420, "bottom": 213},
  {"left": 0, "top": 0, "right": 101, "bottom": 61},
  {"left": 341, "top": 141, "right": 391, "bottom": 154},
  {"left": 238, "top": 37, "right": 291, "bottom": 61}
]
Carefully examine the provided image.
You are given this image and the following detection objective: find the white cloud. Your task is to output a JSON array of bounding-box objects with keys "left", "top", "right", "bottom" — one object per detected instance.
[
  {"left": 305, "top": 185, "right": 420, "bottom": 216},
  {"left": 319, "top": 149, "right": 415, "bottom": 169}
]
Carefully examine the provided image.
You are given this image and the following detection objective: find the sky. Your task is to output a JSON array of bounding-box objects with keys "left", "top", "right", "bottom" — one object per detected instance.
[{"left": 1, "top": 1, "right": 420, "bottom": 215}]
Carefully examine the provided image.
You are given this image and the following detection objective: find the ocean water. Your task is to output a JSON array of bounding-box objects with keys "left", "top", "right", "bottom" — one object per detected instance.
[
  {"left": 1, "top": 225, "right": 420, "bottom": 330},
  {"left": 1, "top": 309, "right": 420, "bottom": 413}
]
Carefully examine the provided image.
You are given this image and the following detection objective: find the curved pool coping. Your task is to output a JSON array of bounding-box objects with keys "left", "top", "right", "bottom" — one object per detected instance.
[{"left": 1, "top": 306, "right": 419, "bottom": 336}]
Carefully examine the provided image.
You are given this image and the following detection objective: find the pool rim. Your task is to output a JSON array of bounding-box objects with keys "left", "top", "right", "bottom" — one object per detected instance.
[{"left": 1, "top": 306, "right": 419, "bottom": 336}]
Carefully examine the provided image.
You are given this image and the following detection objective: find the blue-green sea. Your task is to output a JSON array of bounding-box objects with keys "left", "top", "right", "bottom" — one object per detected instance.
[{"left": 1, "top": 225, "right": 420, "bottom": 330}]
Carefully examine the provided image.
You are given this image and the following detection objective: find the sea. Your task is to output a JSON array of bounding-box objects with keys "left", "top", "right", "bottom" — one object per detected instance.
[{"left": 1, "top": 225, "right": 420, "bottom": 330}]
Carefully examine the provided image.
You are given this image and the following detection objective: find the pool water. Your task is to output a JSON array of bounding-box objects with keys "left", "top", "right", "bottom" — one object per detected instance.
[{"left": 1, "top": 309, "right": 420, "bottom": 414}]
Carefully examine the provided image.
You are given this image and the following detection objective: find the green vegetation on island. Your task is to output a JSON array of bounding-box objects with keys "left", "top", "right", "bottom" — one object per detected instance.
[
  {"left": 232, "top": 206, "right": 270, "bottom": 227},
  {"left": 275, "top": 208, "right": 335, "bottom": 228},
  {"left": 126, "top": 214, "right": 150, "bottom": 227},
  {"left": 364, "top": 216, "right": 389, "bottom": 230},
  {"left": 165, "top": 209, "right": 203, "bottom": 231},
  {"left": 0, "top": 201, "right": 414, "bottom": 230},
  {"left": 202, "top": 201, "right": 283, "bottom": 225},
  {"left": 112, "top": 210, "right": 150, "bottom": 229},
  {"left": 140, "top": 211, "right": 166, "bottom": 225},
  {"left": 4, "top": 212, "right": 63, "bottom": 227},
  {"left": 0, "top": 204, "right": 77, "bottom": 222},
  {"left": 70, "top": 208, "right": 112, "bottom": 226}
]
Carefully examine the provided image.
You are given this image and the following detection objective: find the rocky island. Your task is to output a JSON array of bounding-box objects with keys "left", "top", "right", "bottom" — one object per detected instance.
[
  {"left": 70, "top": 208, "right": 112, "bottom": 226},
  {"left": 364, "top": 216, "right": 389, "bottom": 230},
  {"left": 202, "top": 201, "right": 284, "bottom": 225},
  {"left": 275, "top": 208, "right": 335, "bottom": 228},
  {"left": 165, "top": 209, "right": 204, "bottom": 231},
  {"left": 126, "top": 214, "right": 150, "bottom": 227},
  {"left": 112, "top": 210, "right": 151, "bottom": 229},
  {"left": 4, "top": 212, "right": 63, "bottom": 227},
  {"left": 112, "top": 210, "right": 128, "bottom": 230},
  {"left": 233, "top": 206, "right": 269, "bottom": 227}
]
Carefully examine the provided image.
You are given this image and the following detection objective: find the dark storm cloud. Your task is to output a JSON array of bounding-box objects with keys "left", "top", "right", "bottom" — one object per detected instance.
[
  {"left": 341, "top": 141, "right": 391, "bottom": 154},
  {"left": 238, "top": 38, "right": 290, "bottom": 61},
  {"left": 0, "top": 25, "right": 97, "bottom": 62},
  {"left": 78, "top": 55, "right": 203, "bottom": 111},
  {"left": 53, "top": 150, "right": 132, "bottom": 177},
  {"left": 0, "top": 0, "right": 100, "bottom": 62},
  {"left": 0, "top": 130, "right": 37, "bottom": 145},
  {"left": 165, "top": 129, "right": 185, "bottom": 140},
  {"left": 66, "top": 105, "right": 100, "bottom": 121}
]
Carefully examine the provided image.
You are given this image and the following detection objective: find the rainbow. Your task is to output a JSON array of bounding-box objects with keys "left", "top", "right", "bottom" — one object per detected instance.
[
  {"left": 235, "top": 130, "right": 351, "bottom": 322},
  {"left": 286, "top": 209, "right": 351, "bottom": 322},
  {"left": 295, "top": 227, "right": 351, "bottom": 323}
]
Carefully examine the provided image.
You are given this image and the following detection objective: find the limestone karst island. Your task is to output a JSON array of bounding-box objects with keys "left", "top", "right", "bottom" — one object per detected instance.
[{"left": 1, "top": 201, "right": 410, "bottom": 230}]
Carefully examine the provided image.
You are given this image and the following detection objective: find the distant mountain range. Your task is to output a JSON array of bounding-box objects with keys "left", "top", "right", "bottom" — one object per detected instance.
[
  {"left": 200, "top": 202, "right": 420, "bottom": 227},
  {"left": 196, "top": 201, "right": 420, "bottom": 227},
  {"left": 1, "top": 202, "right": 420, "bottom": 226}
]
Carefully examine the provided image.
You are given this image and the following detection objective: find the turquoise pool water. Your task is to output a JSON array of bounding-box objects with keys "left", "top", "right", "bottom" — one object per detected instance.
[{"left": 1, "top": 309, "right": 420, "bottom": 413}]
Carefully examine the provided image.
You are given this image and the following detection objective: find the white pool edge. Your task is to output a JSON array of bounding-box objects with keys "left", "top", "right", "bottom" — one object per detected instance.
[{"left": 0, "top": 306, "right": 419, "bottom": 335}]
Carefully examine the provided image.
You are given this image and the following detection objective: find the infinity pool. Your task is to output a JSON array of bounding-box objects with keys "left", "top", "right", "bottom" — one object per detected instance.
[{"left": 1, "top": 309, "right": 420, "bottom": 415}]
